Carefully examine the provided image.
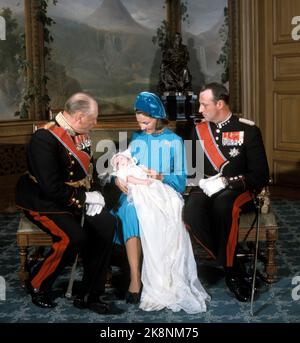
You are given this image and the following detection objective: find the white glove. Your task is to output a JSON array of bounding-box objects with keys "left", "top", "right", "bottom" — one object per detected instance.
[
  {"left": 86, "top": 203, "right": 103, "bottom": 216},
  {"left": 85, "top": 191, "right": 105, "bottom": 216},
  {"left": 199, "top": 173, "right": 227, "bottom": 197}
]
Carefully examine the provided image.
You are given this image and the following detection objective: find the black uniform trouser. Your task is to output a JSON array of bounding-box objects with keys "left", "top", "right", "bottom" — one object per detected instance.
[
  {"left": 24, "top": 209, "right": 116, "bottom": 295},
  {"left": 183, "top": 188, "right": 254, "bottom": 267}
]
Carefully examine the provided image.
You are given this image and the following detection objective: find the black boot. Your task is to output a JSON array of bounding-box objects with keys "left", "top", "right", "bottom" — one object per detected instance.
[
  {"left": 232, "top": 256, "right": 262, "bottom": 291},
  {"left": 224, "top": 268, "right": 251, "bottom": 302},
  {"left": 26, "top": 281, "right": 57, "bottom": 308},
  {"left": 31, "top": 289, "right": 57, "bottom": 308},
  {"left": 240, "top": 270, "right": 262, "bottom": 291}
]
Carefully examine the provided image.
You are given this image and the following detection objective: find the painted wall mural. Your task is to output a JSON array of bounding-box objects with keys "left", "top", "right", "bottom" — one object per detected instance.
[
  {"left": 0, "top": 0, "right": 24, "bottom": 121},
  {"left": 46, "top": 0, "right": 227, "bottom": 115},
  {"left": 0, "top": 0, "right": 227, "bottom": 119}
]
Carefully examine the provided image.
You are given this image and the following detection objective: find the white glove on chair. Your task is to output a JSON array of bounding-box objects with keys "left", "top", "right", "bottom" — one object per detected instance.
[
  {"left": 199, "top": 173, "right": 227, "bottom": 197},
  {"left": 85, "top": 191, "right": 105, "bottom": 216}
]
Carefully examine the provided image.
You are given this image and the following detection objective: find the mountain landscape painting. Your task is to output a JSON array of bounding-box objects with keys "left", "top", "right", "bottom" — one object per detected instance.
[
  {"left": 0, "top": 0, "right": 228, "bottom": 119},
  {"left": 46, "top": 0, "right": 227, "bottom": 115},
  {"left": 47, "top": 0, "right": 164, "bottom": 114}
]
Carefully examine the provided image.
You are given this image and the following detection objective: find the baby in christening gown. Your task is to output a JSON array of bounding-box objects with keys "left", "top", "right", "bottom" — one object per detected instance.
[{"left": 111, "top": 149, "right": 210, "bottom": 314}]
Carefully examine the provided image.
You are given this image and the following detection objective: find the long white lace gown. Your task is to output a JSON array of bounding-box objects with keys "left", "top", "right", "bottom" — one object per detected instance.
[{"left": 117, "top": 164, "right": 210, "bottom": 314}]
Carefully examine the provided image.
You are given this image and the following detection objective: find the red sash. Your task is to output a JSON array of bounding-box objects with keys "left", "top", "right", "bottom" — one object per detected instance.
[
  {"left": 47, "top": 126, "right": 90, "bottom": 175},
  {"left": 195, "top": 122, "right": 228, "bottom": 172}
]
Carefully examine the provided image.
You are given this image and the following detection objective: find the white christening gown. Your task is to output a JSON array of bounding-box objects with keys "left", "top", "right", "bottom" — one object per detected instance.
[{"left": 116, "top": 164, "right": 210, "bottom": 314}]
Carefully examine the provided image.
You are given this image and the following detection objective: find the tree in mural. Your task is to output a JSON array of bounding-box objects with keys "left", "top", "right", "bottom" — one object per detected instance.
[
  {"left": 217, "top": 6, "right": 229, "bottom": 84},
  {"left": 0, "top": 7, "right": 23, "bottom": 116}
]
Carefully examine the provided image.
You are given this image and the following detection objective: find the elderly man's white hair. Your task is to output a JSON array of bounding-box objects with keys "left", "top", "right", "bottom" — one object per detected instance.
[{"left": 64, "top": 92, "right": 98, "bottom": 116}]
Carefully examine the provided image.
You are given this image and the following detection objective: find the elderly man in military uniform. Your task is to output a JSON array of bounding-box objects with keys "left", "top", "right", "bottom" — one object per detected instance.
[
  {"left": 16, "top": 93, "right": 123, "bottom": 315},
  {"left": 184, "top": 82, "right": 269, "bottom": 302}
]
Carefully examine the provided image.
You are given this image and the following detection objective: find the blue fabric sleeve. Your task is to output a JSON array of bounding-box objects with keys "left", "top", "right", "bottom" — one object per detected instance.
[{"left": 162, "top": 135, "right": 187, "bottom": 194}]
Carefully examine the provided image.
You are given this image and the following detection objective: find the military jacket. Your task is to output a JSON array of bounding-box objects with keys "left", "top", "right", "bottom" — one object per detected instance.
[
  {"left": 16, "top": 122, "right": 93, "bottom": 213},
  {"left": 192, "top": 114, "right": 269, "bottom": 192}
]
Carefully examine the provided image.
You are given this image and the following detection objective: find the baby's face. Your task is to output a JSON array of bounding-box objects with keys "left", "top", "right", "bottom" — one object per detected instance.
[{"left": 115, "top": 155, "right": 129, "bottom": 169}]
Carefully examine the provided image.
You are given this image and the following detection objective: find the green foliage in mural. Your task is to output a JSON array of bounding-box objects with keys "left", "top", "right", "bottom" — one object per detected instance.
[
  {"left": 17, "top": 0, "right": 57, "bottom": 118},
  {"left": 0, "top": 7, "right": 24, "bottom": 118},
  {"left": 217, "top": 6, "right": 229, "bottom": 84},
  {"left": 152, "top": 0, "right": 189, "bottom": 50}
]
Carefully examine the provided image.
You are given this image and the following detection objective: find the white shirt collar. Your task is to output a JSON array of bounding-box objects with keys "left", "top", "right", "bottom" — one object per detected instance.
[{"left": 217, "top": 113, "right": 232, "bottom": 128}]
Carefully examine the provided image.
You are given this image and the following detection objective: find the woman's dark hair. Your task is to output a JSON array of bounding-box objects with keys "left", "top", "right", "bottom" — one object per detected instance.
[
  {"left": 135, "top": 111, "right": 169, "bottom": 131},
  {"left": 201, "top": 82, "right": 229, "bottom": 105}
]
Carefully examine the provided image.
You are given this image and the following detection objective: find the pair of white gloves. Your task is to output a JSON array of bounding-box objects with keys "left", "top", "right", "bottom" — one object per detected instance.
[
  {"left": 85, "top": 191, "right": 105, "bottom": 216},
  {"left": 199, "top": 173, "right": 227, "bottom": 197}
]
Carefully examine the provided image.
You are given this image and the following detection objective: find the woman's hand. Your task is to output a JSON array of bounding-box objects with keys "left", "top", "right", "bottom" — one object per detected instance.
[
  {"left": 143, "top": 168, "right": 164, "bottom": 181},
  {"left": 115, "top": 177, "right": 128, "bottom": 194}
]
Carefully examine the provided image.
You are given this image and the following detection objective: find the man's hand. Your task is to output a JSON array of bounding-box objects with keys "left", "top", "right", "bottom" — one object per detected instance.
[
  {"left": 199, "top": 173, "right": 227, "bottom": 197},
  {"left": 115, "top": 177, "right": 128, "bottom": 194},
  {"left": 85, "top": 191, "right": 105, "bottom": 216},
  {"left": 86, "top": 204, "right": 103, "bottom": 216}
]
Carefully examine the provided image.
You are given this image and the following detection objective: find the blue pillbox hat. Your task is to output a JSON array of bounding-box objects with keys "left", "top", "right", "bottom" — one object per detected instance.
[{"left": 134, "top": 91, "right": 166, "bottom": 119}]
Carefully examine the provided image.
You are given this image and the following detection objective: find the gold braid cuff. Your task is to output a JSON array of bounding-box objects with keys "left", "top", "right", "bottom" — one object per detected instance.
[{"left": 28, "top": 173, "right": 91, "bottom": 190}]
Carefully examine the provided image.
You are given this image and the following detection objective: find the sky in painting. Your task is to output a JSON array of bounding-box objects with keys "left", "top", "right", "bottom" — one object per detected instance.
[{"left": 0, "top": 0, "right": 227, "bottom": 34}]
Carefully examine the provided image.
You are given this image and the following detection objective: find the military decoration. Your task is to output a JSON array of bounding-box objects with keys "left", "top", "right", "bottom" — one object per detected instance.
[
  {"left": 222, "top": 131, "right": 244, "bottom": 146},
  {"left": 74, "top": 134, "right": 92, "bottom": 151},
  {"left": 229, "top": 147, "right": 240, "bottom": 158}
]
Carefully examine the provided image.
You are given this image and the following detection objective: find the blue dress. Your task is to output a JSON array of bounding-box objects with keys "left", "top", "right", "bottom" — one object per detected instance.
[{"left": 113, "top": 128, "right": 186, "bottom": 244}]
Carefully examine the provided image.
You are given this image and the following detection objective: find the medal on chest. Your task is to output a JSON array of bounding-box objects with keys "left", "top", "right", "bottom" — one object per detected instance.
[
  {"left": 74, "top": 134, "right": 92, "bottom": 151},
  {"left": 229, "top": 147, "right": 240, "bottom": 158},
  {"left": 222, "top": 131, "right": 244, "bottom": 146}
]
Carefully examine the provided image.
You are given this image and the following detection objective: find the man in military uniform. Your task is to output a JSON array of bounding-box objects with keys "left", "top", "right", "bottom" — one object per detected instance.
[
  {"left": 184, "top": 83, "right": 269, "bottom": 302},
  {"left": 16, "top": 93, "right": 123, "bottom": 314}
]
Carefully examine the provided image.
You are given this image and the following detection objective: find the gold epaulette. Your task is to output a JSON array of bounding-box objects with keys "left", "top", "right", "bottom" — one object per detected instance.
[
  {"left": 43, "top": 121, "right": 56, "bottom": 130},
  {"left": 239, "top": 118, "right": 255, "bottom": 126}
]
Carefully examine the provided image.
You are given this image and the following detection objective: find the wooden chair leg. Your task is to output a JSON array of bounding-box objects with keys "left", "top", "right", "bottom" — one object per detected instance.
[
  {"left": 265, "top": 228, "right": 277, "bottom": 283},
  {"left": 18, "top": 246, "right": 29, "bottom": 288}
]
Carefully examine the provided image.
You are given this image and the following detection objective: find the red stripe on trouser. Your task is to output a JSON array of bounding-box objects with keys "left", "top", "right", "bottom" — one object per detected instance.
[
  {"left": 29, "top": 211, "right": 70, "bottom": 290},
  {"left": 185, "top": 223, "right": 217, "bottom": 260},
  {"left": 226, "top": 191, "right": 252, "bottom": 267}
]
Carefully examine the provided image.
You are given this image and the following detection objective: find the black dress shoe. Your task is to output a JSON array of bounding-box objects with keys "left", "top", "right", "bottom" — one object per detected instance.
[
  {"left": 88, "top": 300, "right": 125, "bottom": 315},
  {"left": 225, "top": 273, "right": 251, "bottom": 302},
  {"left": 73, "top": 294, "right": 124, "bottom": 315},
  {"left": 73, "top": 294, "right": 88, "bottom": 309},
  {"left": 31, "top": 290, "right": 57, "bottom": 308},
  {"left": 125, "top": 290, "right": 141, "bottom": 304}
]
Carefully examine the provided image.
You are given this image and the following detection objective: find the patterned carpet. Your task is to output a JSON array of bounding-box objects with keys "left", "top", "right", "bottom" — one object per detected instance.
[{"left": 0, "top": 199, "right": 300, "bottom": 324}]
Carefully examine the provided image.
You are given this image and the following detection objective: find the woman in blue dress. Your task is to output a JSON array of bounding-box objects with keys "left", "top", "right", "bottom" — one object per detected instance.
[{"left": 113, "top": 92, "right": 186, "bottom": 304}]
